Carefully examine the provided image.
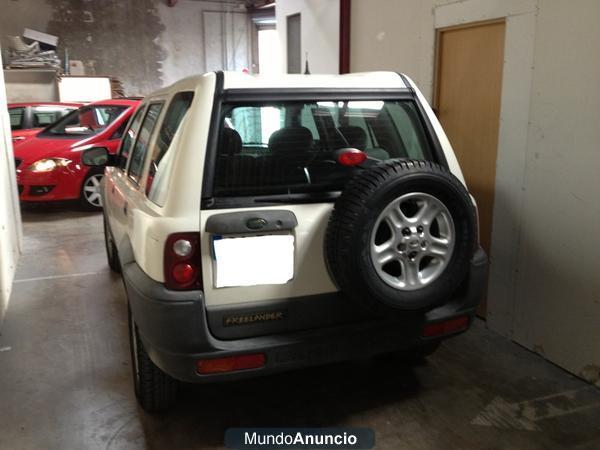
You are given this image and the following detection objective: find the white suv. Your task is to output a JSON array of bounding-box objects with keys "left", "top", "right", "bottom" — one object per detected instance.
[{"left": 83, "top": 71, "right": 487, "bottom": 412}]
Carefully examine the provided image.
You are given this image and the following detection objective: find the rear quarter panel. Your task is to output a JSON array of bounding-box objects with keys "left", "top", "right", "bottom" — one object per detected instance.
[{"left": 124, "top": 74, "right": 217, "bottom": 282}]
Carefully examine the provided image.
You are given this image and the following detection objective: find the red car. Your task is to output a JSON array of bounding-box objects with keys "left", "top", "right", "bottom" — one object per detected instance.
[
  {"left": 9, "top": 102, "right": 83, "bottom": 144},
  {"left": 14, "top": 98, "right": 141, "bottom": 210}
]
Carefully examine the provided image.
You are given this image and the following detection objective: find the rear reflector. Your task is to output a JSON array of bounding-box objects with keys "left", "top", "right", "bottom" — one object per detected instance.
[
  {"left": 423, "top": 315, "right": 469, "bottom": 338},
  {"left": 196, "top": 353, "right": 266, "bottom": 375}
]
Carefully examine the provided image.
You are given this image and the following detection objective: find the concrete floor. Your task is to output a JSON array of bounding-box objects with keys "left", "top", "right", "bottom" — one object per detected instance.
[{"left": 1, "top": 206, "right": 599, "bottom": 450}]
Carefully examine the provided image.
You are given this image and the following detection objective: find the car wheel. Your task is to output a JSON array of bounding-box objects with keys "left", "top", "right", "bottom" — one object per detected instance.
[
  {"left": 326, "top": 159, "right": 477, "bottom": 314},
  {"left": 400, "top": 341, "right": 441, "bottom": 361},
  {"left": 80, "top": 169, "right": 104, "bottom": 211},
  {"left": 103, "top": 215, "right": 121, "bottom": 273},
  {"left": 128, "top": 305, "right": 178, "bottom": 413},
  {"left": 377, "top": 341, "right": 441, "bottom": 363}
]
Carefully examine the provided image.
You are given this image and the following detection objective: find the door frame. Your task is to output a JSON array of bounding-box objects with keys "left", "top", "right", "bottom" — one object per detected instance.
[
  {"left": 433, "top": 18, "right": 506, "bottom": 110},
  {"left": 286, "top": 13, "right": 302, "bottom": 74},
  {"left": 433, "top": 17, "right": 507, "bottom": 318},
  {"left": 432, "top": 0, "right": 537, "bottom": 335}
]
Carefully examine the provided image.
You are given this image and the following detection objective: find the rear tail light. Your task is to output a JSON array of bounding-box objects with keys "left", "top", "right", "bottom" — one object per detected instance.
[
  {"left": 171, "top": 263, "right": 196, "bottom": 284},
  {"left": 422, "top": 315, "right": 469, "bottom": 338},
  {"left": 196, "top": 353, "right": 266, "bottom": 374},
  {"left": 164, "top": 232, "right": 202, "bottom": 290}
]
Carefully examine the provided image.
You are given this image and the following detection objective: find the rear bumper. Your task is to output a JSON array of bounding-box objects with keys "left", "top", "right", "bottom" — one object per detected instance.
[{"left": 124, "top": 248, "right": 488, "bottom": 383}]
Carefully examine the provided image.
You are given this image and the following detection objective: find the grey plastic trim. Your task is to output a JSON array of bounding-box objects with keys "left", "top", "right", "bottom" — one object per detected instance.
[
  {"left": 122, "top": 246, "right": 487, "bottom": 383},
  {"left": 205, "top": 209, "right": 298, "bottom": 234},
  {"left": 206, "top": 292, "right": 368, "bottom": 340}
]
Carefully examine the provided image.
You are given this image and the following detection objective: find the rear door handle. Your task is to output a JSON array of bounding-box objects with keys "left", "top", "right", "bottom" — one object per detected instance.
[{"left": 123, "top": 202, "right": 128, "bottom": 215}]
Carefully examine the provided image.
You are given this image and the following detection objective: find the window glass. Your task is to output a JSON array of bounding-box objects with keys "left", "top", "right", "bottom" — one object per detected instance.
[
  {"left": 226, "top": 106, "right": 284, "bottom": 147},
  {"left": 110, "top": 120, "right": 128, "bottom": 140},
  {"left": 119, "top": 106, "right": 145, "bottom": 170},
  {"left": 128, "top": 103, "right": 163, "bottom": 183},
  {"left": 386, "top": 102, "right": 429, "bottom": 159},
  {"left": 9, "top": 107, "right": 25, "bottom": 130},
  {"left": 300, "top": 105, "right": 319, "bottom": 139},
  {"left": 32, "top": 106, "right": 76, "bottom": 128},
  {"left": 214, "top": 100, "right": 432, "bottom": 197},
  {"left": 146, "top": 92, "right": 194, "bottom": 205},
  {"left": 45, "top": 105, "right": 126, "bottom": 136}
]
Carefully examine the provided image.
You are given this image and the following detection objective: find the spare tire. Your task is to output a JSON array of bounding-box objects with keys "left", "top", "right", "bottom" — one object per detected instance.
[{"left": 325, "top": 159, "right": 477, "bottom": 314}]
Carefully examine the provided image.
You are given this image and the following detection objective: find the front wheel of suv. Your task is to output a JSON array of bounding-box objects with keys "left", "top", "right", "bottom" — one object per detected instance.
[{"left": 128, "top": 306, "right": 178, "bottom": 413}]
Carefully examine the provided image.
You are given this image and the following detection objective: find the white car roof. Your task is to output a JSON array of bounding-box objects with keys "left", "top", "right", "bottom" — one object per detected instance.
[
  {"left": 221, "top": 71, "right": 407, "bottom": 90},
  {"left": 153, "top": 71, "right": 408, "bottom": 96}
]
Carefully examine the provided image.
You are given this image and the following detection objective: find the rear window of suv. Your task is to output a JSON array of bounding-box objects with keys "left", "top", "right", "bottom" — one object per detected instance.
[{"left": 213, "top": 100, "right": 433, "bottom": 198}]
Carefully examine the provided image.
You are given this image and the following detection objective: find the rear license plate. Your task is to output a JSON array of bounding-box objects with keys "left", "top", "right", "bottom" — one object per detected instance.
[{"left": 213, "top": 235, "right": 294, "bottom": 288}]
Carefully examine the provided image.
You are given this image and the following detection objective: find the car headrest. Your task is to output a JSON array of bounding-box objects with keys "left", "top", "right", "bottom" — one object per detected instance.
[
  {"left": 79, "top": 109, "right": 97, "bottom": 130},
  {"left": 338, "top": 125, "right": 367, "bottom": 150},
  {"left": 221, "top": 127, "right": 242, "bottom": 156},
  {"left": 268, "top": 126, "right": 313, "bottom": 154}
]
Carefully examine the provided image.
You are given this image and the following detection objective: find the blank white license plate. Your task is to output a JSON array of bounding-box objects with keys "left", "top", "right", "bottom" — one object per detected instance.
[{"left": 213, "top": 235, "right": 294, "bottom": 288}]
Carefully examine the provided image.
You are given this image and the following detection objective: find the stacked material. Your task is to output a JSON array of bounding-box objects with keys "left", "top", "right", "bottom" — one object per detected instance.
[
  {"left": 110, "top": 78, "right": 126, "bottom": 98},
  {"left": 5, "top": 36, "right": 61, "bottom": 70}
]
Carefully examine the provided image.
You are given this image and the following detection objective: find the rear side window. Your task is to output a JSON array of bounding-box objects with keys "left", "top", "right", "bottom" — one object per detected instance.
[
  {"left": 32, "top": 106, "right": 74, "bottom": 128},
  {"left": 128, "top": 103, "right": 163, "bottom": 183},
  {"left": 146, "top": 92, "right": 194, "bottom": 205},
  {"left": 9, "top": 107, "right": 25, "bottom": 130},
  {"left": 119, "top": 106, "right": 145, "bottom": 170},
  {"left": 213, "top": 100, "right": 433, "bottom": 198}
]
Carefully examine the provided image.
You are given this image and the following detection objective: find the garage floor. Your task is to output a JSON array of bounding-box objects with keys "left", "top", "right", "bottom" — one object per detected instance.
[{"left": 1, "top": 208, "right": 599, "bottom": 450}]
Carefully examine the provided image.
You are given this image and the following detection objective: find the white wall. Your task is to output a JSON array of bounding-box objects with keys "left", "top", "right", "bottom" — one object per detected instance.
[
  {"left": 276, "top": 0, "right": 340, "bottom": 74},
  {"left": 510, "top": 0, "right": 600, "bottom": 386},
  {"left": 351, "top": 0, "right": 436, "bottom": 99},
  {"left": 0, "top": 0, "right": 251, "bottom": 97},
  {"left": 0, "top": 49, "right": 23, "bottom": 328},
  {"left": 158, "top": 0, "right": 251, "bottom": 86},
  {"left": 351, "top": 0, "right": 600, "bottom": 385}
]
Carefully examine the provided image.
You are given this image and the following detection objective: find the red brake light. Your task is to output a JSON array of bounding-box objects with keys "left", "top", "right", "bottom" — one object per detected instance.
[
  {"left": 164, "top": 232, "right": 202, "bottom": 290},
  {"left": 423, "top": 315, "right": 469, "bottom": 338},
  {"left": 196, "top": 353, "right": 266, "bottom": 374},
  {"left": 171, "top": 263, "right": 196, "bottom": 284},
  {"left": 337, "top": 148, "right": 367, "bottom": 166}
]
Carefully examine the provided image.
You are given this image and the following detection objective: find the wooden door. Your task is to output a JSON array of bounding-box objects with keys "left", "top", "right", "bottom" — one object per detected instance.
[{"left": 435, "top": 20, "right": 506, "bottom": 316}]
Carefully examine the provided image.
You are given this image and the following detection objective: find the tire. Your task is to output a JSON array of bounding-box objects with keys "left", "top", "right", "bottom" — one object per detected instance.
[
  {"left": 378, "top": 341, "right": 441, "bottom": 363},
  {"left": 79, "top": 168, "right": 104, "bottom": 211},
  {"left": 326, "top": 159, "right": 477, "bottom": 314},
  {"left": 402, "top": 341, "right": 441, "bottom": 361},
  {"left": 103, "top": 215, "right": 121, "bottom": 273},
  {"left": 412, "top": 341, "right": 441, "bottom": 358},
  {"left": 128, "top": 306, "right": 178, "bottom": 413}
]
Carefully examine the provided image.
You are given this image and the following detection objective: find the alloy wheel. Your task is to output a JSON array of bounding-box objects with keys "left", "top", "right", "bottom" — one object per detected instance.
[{"left": 370, "top": 192, "right": 455, "bottom": 291}]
